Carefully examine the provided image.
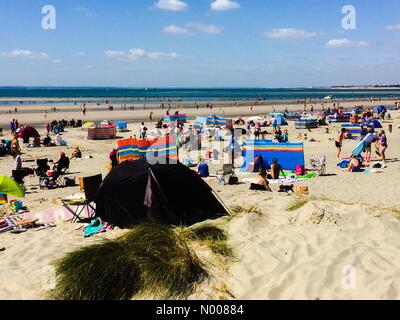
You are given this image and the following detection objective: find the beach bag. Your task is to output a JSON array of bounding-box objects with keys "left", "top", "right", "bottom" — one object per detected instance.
[
  {"left": 64, "top": 176, "right": 76, "bottom": 187},
  {"left": 295, "top": 164, "right": 306, "bottom": 176},
  {"left": 294, "top": 186, "right": 309, "bottom": 196},
  {"left": 228, "top": 176, "right": 239, "bottom": 185}
]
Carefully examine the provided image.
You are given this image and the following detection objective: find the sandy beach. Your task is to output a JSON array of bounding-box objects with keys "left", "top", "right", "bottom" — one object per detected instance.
[
  {"left": 1, "top": 101, "right": 400, "bottom": 300},
  {"left": 0, "top": 98, "right": 398, "bottom": 127}
]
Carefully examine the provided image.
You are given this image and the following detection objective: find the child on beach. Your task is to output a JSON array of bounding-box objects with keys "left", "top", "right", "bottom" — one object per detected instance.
[
  {"left": 335, "top": 128, "right": 347, "bottom": 159},
  {"left": 377, "top": 130, "right": 388, "bottom": 165}
]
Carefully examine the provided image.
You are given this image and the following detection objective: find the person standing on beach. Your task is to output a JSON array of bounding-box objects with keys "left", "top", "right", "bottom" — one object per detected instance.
[
  {"left": 10, "top": 120, "right": 15, "bottom": 135},
  {"left": 139, "top": 122, "right": 147, "bottom": 139},
  {"left": 377, "top": 130, "right": 388, "bottom": 165},
  {"left": 335, "top": 128, "right": 347, "bottom": 159},
  {"left": 271, "top": 115, "right": 277, "bottom": 133},
  {"left": 363, "top": 133, "right": 379, "bottom": 163},
  {"left": 150, "top": 112, "right": 153, "bottom": 121}
]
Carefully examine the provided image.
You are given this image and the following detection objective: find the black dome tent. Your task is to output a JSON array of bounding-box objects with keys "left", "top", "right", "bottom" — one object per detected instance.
[{"left": 95, "top": 160, "right": 229, "bottom": 228}]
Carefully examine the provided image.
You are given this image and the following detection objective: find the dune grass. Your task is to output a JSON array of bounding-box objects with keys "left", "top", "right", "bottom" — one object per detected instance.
[
  {"left": 285, "top": 198, "right": 309, "bottom": 212},
  {"left": 50, "top": 223, "right": 208, "bottom": 300},
  {"left": 177, "top": 224, "right": 233, "bottom": 258},
  {"left": 229, "top": 204, "right": 261, "bottom": 216}
]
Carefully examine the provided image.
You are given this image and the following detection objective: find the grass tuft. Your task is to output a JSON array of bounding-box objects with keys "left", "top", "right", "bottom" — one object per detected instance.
[
  {"left": 229, "top": 205, "right": 261, "bottom": 215},
  {"left": 285, "top": 198, "right": 309, "bottom": 212},
  {"left": 50, "top": 223, "right": 208, "bottom": 300},
  {"left": 176, "top": 224, "right": 233, "bottom": 258}
]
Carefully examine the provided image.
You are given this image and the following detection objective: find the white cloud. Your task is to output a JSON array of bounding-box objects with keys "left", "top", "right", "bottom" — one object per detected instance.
[
  {"left": 164, "top": 25, "right": 190, "bottom": 34},
  {"left": 74, "top": 6, "right": 96, "bottom": 17},
  {"left": 75, "top": 6, "right": 89, "bottom": 12},
  {"left": 187, "top": 23, "right": 223, "bottom": 34},
  {"left": 211, "top": 0, "right": 240, "bottom": 11},
  {"left": 105, "top": 48, "right": 179, "bottom": 61},
  {"left": 386, "top": 24, "right": 400, "bottom": 31},
  {"left": 326, "top": 39, "right": 370, "bottom": 48},
  {"left": 0, "top": 50, "right": 49, "bottom": 59},
  {"left": 52, "top": 59, "right": 63, "bottom": 64},
  {"left": 154, "top": 0, "right": 188, "bottom": 11},
  {"left": 264, "top": 28, "right": 319, "bottom": 39},
  {"left": 73, "top": 51, "right": 87, "bottom": 57}
]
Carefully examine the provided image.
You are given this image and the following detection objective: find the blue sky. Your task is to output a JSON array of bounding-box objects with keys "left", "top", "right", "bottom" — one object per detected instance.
[{"left": 0, "top": 0, "right": 399, "bottom": 87}]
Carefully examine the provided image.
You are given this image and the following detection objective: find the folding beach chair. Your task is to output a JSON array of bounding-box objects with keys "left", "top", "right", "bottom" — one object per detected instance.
[
  {"left": 216, "top": 164, "right": 237, "bottom": 184},
  {"left": 35, "top": 159, "right": 50, "bottom": 177},
  {"left": 310, "top": 155, "right": 326, "bottom": 176},
  {"left": 62, "top": 174, "right": 102, "bottom": 223},
  {"left": 55, "top": 157, "right": 70, "bottom": 187},
  {"left": 12, "top": 170, "right": 24, "bottom": 185}
]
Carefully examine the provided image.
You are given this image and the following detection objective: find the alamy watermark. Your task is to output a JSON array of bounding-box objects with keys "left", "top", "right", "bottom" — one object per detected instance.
[
  {"left": 42, "top": 5, "right": 56, "bottom": 30},
  {"left": 341, "top": 5, "right": 356, "bottom": 30}
]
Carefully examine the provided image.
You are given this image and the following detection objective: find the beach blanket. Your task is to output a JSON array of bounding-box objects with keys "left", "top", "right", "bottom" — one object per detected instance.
[{"left": 242, "top": 177, "right": 306, "bottom": 185}]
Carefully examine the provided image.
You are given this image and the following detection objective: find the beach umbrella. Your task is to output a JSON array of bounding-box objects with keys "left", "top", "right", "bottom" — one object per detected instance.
[{"left": 0, "top": 176, "right": 25, "bottom": 198}]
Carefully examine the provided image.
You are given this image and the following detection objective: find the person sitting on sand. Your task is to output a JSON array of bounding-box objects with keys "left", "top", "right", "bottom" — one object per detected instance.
[
  {"left": 53, "top": 152, "right": 69, "bottom": 173},
  {"left": 250, "top": 170, "right": 272, "bottom": 192},
  {"left": 197, "top": 160, "right": 209, "bottom": 178},
  {"left": 42, "top": 134, "right": 52, "bottom": 147},
  {"left": 335, "top": 128, "right": 348, "bottom": 159},
  {"left": 274, "top": 126, "right": 283, "bottom": 143},
  {"left": 282, "top": 129, "right": 289, "bottom": 142},
  {"left": 109, "top": 148, "right": 119, "bottom": 167},
  {"left": 270, "top": 158, "right": 286, "bottom": 180},
  {"left": 10, "top": 135, "right": 21, "bottom": 155},
  {"left": 71, "top": 146, "right": 82, "bottom": 160},
  {"left": 346, "top": 155, "right": 361, "bottom": 172}
]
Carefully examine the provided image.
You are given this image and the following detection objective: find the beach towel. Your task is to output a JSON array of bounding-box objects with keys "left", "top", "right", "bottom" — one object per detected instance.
[
  {"left": 337, "top": 160, "right": 350, "bottom": 169},
  {"left": 84, "top": 217, "right": 113, "bottom": 238}
]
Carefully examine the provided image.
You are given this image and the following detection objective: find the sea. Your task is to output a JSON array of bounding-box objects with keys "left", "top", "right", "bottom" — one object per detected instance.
[{"left": 0, "top": 87, "right": 399, "bottom": 106}]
